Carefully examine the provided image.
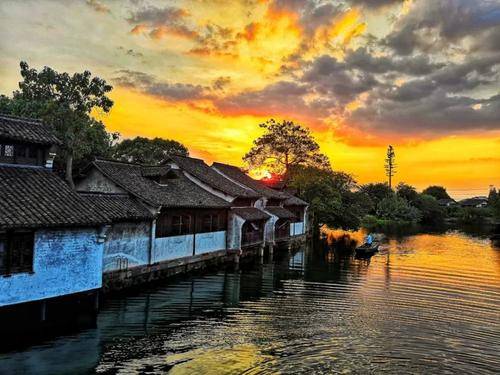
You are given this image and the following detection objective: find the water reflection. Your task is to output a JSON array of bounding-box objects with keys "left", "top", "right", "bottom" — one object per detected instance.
[{"left": 0, "top": 229, "right": 499, "bottom": 374}]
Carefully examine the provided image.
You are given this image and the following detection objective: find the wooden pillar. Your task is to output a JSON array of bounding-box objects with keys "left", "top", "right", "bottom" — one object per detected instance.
[{"left": 40, "top": 300, "right": 47, "bottom": 322}]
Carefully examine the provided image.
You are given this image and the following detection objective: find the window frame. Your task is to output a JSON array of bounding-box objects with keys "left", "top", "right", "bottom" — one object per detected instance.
[{"left": 0, "top": 231, "right": 35, "bottom": 276}]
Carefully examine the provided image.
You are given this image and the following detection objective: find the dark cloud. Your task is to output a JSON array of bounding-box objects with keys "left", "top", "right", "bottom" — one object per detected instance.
[
  {"left": 113, "top": 70, "right": 209, "bottom": 101},
  {"left": 212, "top": 76, "right": 231, "bottom": 91},
  {"left": 85, "top": 0, "right": 110, "bottom": 13},
  {"left": 350, "top": 89, "right": 500, "bottom": 134},
  {"left": 348, "top": 0, "right": 403, "bottom": 9},
  {"left": 127, "top": 5, "right": 197, "bottom": 39},
  {"left": 384, "top": 0, "right": 500, "bottom": 55},
  {"left": 302, "top": 55, "right": 378, "bottom": 103},
  {"left": 117, "top": 46, "right": 143, "bottom": 58},
  {"left": 345, "top": 48, "right": 443, "bottom": 75},
  {"left": 215, "top": 81, "right": 320, "bottom": 117},
  {"left": 127, "top": 6, "right": 188, "bottom": 26}
]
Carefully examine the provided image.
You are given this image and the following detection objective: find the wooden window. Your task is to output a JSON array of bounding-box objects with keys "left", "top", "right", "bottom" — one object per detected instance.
[
  {"left": 202, "top": 214, "right": 215, "bottom": 233},
  {"left": 1, "top": 144, "right": 14, "bottom": 157},
  {"left": 172, "top": 215, "right": 191, "bottom": 235},
  {"left": 200, "top": 212, "right": 227, "bottom": 233},
  {"left": 0, "top": 231, "right": 34, "bottom": 276}
]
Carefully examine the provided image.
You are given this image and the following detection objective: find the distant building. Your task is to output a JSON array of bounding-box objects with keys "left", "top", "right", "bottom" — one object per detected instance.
[
  {"left": 211, "top": 162, "right": 308, "bottom": 242},
  {"left": 0, "top": 114, "right": 108, "bottom": 312},
  {"left": 437, "top": 198, "right": 457, "bottom": 207},
  {"left": 459, "top": 196, "right": 489, "bottom": 208}
]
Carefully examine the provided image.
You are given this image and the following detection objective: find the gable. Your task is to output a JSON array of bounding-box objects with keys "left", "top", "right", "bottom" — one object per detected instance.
[{"left": 76, "top": 167, "right": 127, "bottom": 194}]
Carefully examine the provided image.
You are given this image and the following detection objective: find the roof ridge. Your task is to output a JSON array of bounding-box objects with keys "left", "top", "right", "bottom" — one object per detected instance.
[
  {"left": 212, "top": 161, "right": 245, "bottom": 170},
  {"left": 0, "top": 113, "right": 43, "bottom": 124},
  {"left": 94, "top": 157, "right": 143, "bottom": 166},
  {"left": 169, "top": 153, "right": 205, "bottom": 163},
  {"left": 79, "top": 192, "right": 130, "bottom": 197}
]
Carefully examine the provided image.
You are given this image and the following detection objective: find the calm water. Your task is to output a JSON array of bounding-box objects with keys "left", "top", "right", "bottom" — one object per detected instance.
[{"left": 1, "top": 229, "right": 499, "bottom": 374}]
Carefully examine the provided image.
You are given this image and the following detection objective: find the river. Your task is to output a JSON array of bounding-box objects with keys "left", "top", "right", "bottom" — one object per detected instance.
[{"left": 1, "top": 228, "right": 499, "bottom": 374}]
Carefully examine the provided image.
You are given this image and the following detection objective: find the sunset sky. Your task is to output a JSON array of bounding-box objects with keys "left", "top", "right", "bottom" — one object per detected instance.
[{"left": 1, "top": 0, "right": 499, "bottom": 198}]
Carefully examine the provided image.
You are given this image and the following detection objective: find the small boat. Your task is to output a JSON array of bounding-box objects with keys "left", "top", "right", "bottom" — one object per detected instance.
[{"left": 355, "top": 242, "right": 379, "bottom": 255}]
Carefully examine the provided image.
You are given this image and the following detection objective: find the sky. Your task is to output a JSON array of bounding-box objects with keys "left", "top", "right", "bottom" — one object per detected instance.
[{"left": 0, "top": 0, "right": 499, "bottom": 199}]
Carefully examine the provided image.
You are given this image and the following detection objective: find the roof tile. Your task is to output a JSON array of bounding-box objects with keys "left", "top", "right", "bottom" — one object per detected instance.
[
  {"left": 0, "top": 114, "right": 61, "bottom": 145},
  {"left": 0, "top": 166, "right": 108, "bottom": 229}
]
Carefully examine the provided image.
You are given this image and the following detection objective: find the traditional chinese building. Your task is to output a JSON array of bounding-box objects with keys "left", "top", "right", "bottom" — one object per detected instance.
[
  {"left": 211, "top": 162, "right": 309, "bottom": 242},
  {"left": 75, "top": 158, "right": 233, "bottom": 290},
  {"left": 0, "top": 114, "right": 108, "bottom": 321},
  {"left": 165, "top": 155, "right": 273, "bottom": 250}
]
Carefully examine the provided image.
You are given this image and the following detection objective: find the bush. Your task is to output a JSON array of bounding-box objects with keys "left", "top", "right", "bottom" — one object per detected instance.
[
  {"left": 376, "top": 195, "right": 422, "bottom": 222},
  {"left": 459, "top": 207, "right": 492, "bottom": 225},
  {"left": 413, "top": 194, "right": 445, "bottom": 225}
]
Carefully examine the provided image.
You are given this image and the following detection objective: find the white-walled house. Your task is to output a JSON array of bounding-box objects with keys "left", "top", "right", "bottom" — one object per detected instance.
[
  {"left": 75, "top": 159, "right": 232, "bottom": 289},
  {"left": 165, "top": 155, "right": 273, "bottom": 250},
  {"left": 0, "top": 114, "right": 109, "bottom": 315},
  {"left": 211, "top": 162, "right": 309, "bottom": 242}
]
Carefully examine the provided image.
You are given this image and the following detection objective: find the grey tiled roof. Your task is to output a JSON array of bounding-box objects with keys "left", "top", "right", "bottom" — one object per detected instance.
[
  {"left": 79, "top": 193, "right": 154, "bottom": 222},
  {"left": 211, "top": 162, "right": 284, "bottom": 199},
  {"left": 282, "top": 193, "right": 308, "bottom": 206},
  {"left": 0, "top": 166, "right": 108, "bottom": 229},
  {"left": 168, "top": 155, "right": 260, "bottom": 198},
  {"left": 231, "top": 207, "right": 270, "bottom": 221},
  {"left": 141, "top": 166, "right": 172, "bottom": 177},
  {"left": 264, "top": 206, "right": 296, "bottom": 219},
  {"left": 0, "top": 114, "right": 61, "bottom": 145},
  {"left": 92, "top": 159, "right": 231, "bottom": 209}
]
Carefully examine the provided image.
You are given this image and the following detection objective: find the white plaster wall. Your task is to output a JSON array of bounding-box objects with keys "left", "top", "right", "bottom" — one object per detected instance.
[
  {"left": 103, "top": 221, "right": 151, "bottom": 272},
  {"left": 153, "top": 235, "right": 193, "bottom": 262},
  {"left": 0, "top": 228, "right": 103, "bottom": 307},
  {"left": 75, "top": 168, "right": 126, "bottom": 194},
  {"left": 263, "top": 212, "right": 278, "bottom": 243},
  {"left": 195, "top": 231, "right": 226, "bottom": 254},
  {"left": 290, "top": 222, "right": 305, "bottom": 236},
  {"left": 228, "top": 213, "right": 245, "bottom": 249}
]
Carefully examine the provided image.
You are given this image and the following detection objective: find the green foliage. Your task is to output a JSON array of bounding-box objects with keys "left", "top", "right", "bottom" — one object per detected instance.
[
  {"left": 112, "top": 136, "right": 189, "bottom": 164},
  {"left": 396, "top": 182, "right": 419, "bottom": 203},
  {"left": 288, "top": 166, "right": 362, "bottom": 230},
  {"left": 459, "top": 207, "right": 492, "bottom": 224},
  {"left": 376, "top": 195, "right": 422, "bottom": 222},
  {"left": 243, "top": 119, "right": 330, "bottom": 175},
  {"left": 488, "top": 187, "right": 500, "bottom": 220},
  {"left": 413, "top": 194, "right": 445, "bottom": 224},
  {"left": 2, "top": 61, "right": 117, "bottom": 186},
  {"left": 422, "top": 185, "right": 451, "bottom": 200},
  {"left": 359, "top": 183, "right": 393, "bottom": 214}
]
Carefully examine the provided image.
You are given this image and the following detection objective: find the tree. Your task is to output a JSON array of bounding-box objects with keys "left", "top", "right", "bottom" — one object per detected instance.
[
  {"left": 422, "top": 185, "right": 451, "bottom": 200},
  {"left": 413, "top": 194, "right": 445, "bottom": 225},
  {"left": 112, "top": 136, "right": 189, "bottom": 164},
  {"left": 488, "top": 186, "right": 500, "bottom": 220},
  {"left": 359, "top": 182, "right": 394, "bottom": 214},
  {"left": 288, "top": 166, "right": 364, "bottom": 230},
  {"left": 396, "top": 182, "right": 419, "bottom": 203},
  {"left": 376, "top": 195, "right": 421, "bottom": 222},
  {"left": 488, "top": 186, "right": 498, "bottom": 204},
  {"left": 385, "top": 145, "right": 396, "bottom": 188},
  {"left": 2, "top": 61, "right": 116, "bottom": 187},
  {"left": 243, "top": 119, "right": 330, "bottom": 177}
]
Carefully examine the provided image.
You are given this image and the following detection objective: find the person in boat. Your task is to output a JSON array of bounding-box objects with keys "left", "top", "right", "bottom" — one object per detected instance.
[{"left": 365, "top": 233, "right": 374, "bottom": 246}]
